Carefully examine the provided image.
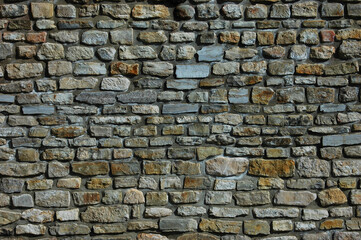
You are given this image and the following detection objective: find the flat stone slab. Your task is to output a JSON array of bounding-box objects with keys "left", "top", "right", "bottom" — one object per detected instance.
[
  {"left": 175, "top": 65, "right": 210, "bottom": 79},
  {"left": 323, "top": 133, "right": 361, "bottom": 146}
]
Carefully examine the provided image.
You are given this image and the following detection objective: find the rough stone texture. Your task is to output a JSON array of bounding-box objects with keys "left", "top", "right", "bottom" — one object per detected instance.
[
  {"left": 274, "top": 190, "right": 317, "bottom": 206},
  {"left": 0, "top": 0, "right": 359, "bottom": 238},
  {"left": 318, "top": 188, "right": 348, "bottom": 206},
  {"left": 205, "top": 157, "right": 248, "bottom": 177}
]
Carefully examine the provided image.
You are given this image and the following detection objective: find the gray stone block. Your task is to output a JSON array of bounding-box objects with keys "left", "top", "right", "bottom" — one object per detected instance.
[
  {"left": 163, "top": 104, "right": 199, "bottom": 114},
  {"left": 175, "top": 65, "right": 210, "bottom": 79}
]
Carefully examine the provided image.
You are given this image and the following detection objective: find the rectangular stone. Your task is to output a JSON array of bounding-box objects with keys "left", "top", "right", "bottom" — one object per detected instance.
[
  {"left": 197, "top": 46, "right": 223, "bottom": 62},
  {"left": 199, "top": 219, "right": 242, "bottom": 233},
  {"left": 6, "top": 63, "right": 43, "bottom": 79},
  {"left": 0, "top": 163, "right": 46, "bottom": 177},
  {"left": 163, "top": 104, "right": 199, "bottom": 114},
  {"left": 333, "top": 160, "right": 361, "bottom": 176},
  {"left": 347, "top": 4, "right": 361, "bottom": 17},
  {"left": 35, "top": 190, "right": 71, "bottom": 207},
  {"left": 76, "top": 92, "right": 116, "bottom": 105},
  {"left": 175, "top": 65, "right": 210, "bottom": 79},
  {"left": 323, "top": 133, "right": 361, "bottom": 146},
  {"left": 166, "top": 80, "right": 198, "bottom": 90},
  {"left": 81, "top": 205, "right": 129, "bottom": 223},
  {"left": 0, "top": 95, "right": 15, "bottom": 103},
  {"left": 73, "top": 62, "right": 106, "bottom": 76},
  {"left": 159, "top": 218, "right": 197, "bottom": 232},
  {"left": 0, "top": 127, "right": 25, "bottom": 137},
  {"left": 22, "top": 105, "right": 55, "bottom": 115},
  {"left": 117, "top": 90, "right": 157, "bottom": 103},
  {"left": 320, "top": 104, "right": 346, "bottom": 113},
  {"left": 228, "top": 89, "right": 249, "bottom": 104}
]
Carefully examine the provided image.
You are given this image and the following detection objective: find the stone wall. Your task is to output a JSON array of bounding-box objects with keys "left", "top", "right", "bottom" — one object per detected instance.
[{"left": 0, "top": 0, "right": 360, "bottom": 239}]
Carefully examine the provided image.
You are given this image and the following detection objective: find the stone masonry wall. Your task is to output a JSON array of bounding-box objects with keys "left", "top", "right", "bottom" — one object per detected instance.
[{"left": 0, "top": 0, "right": 360, "bottom": 239}]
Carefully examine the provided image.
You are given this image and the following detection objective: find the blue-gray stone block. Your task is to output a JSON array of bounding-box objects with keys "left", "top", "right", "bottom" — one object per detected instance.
[
  {"left": 23, "top": 105, "right": 55, "bottom": 115},
  {"left": 0, "top": 95, "right": 15, "bottom": 103},
  {"left": 323, "top": 133, "right": 361, "bottom": 146},
  {"left": 163, "top": 104, "right": 199, "bottom": 114},
  {"left": 320, "top": 104, "right": 346, "bottom": 113},
  {"left": 197, "top": 46, "right": 223, "bottom": 62},
  {"left": 175, "top": 65, "right": 210, "bottom": 79},
  {"left": 166, "top": 80, "right": 199, "bottom": 90},
  {"left": 228, "top": 89, "right": 249, "bottom": 104}
]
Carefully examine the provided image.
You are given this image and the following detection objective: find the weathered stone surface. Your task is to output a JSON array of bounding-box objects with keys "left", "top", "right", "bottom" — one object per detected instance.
[
  {"left": 139, "top": 31, "right": 166, "bottom": 44},
  {"left": 234, "top": 191, "right": 271, "bottom": 206},
  {"left": 310, "top": 46, "right": 335, "bottom": 60},
  {"left": 22, "top": 209, "right": 54, "bottom": 223},
  {"left": 176, "top": 65, "right": 210, "bottom": 79},
  {"left": 12, "top": 194, "right": 34, "bottom": 207},
  {"left": 323, "top": 133, "right": 361, "bottom": 146},
  {"left": 123, "top": 189, "right": 145, "bottom": 204},
  {"left": 213, "top": 62, "right": 240, "bottom": 75},
  {"left": 246, "top": 4, "right": 268, "bottom": 19},
  {"left": 60, "top": 77, "right": 98, "bottom": 90},
  {"left": 292, "top": 2, "right": 318, "bottom": 17},
  {"left": 249, "top": 159, "right": 295, "bottom": 177},
  {"left": 178, "top": 233, "right": 218, "bottom": 240},
  {"left": 199, "top": 219, "right": 242, "bottom": 234},
  {"left": 198, "top": 46, "right": 223, "bottom": 62},
  {"left": 297, "top": 157, "right": 330, "bottom": 178},
  {"left": 74, "top": 62, "right": 106, "bottom": 76},
  {"left": 307, "top": 87, "right": 335, "bottom": 103},
  {"left": 263, "top": 46, "right": 286, "bottom": 59},
  {"left": 6, "top": 63, "right": 43, "bottom": 80},
  {"left": 0, "top": 162, "right": 46, "bottom": 177},
  {"left": 97, "top": 47, "right": 116, "bottom": 61},
  {"left": 110, "top": 62, "right": 139, "bottom": 76},
  {"left": 52, "top": 126, "right": 85, "bottom": 138},
  {"left": 132, "top": 5, "right": 170, "bottom": 19},
  {"left": 169, "top": 191, "right": 201, "bottom": 204},
  {"left": 81, "top": 30, "right": 108, "bottom": 45},
  {"left": 72, "top": 162, "right": 109, "bottom": 176},
  {"left": 143, "top": 62, "right": 173, "bottom": 77},
  {"left": 252, "top": 87, "right": 275, "bottom": 105},
  {"left": 268, "top": 60, "right": 294, "bottom": 76},
  {"left": 76, "top": 92, "right": 116, "bottom": 105},
  {"left": 0, "top": 43, "right": 13, "bottom": 60},
  {"left": 0, "top": 1, "right": 360, "bottom": 237},
  {"left": 118, "top": 46, "right": 157, "bottom": 60},
  {"left": 101, "top": 77, "right": 130, "bottom": 91},
  {"left": 318, "top": 188, "right": 347, "bottom": 206},
  {"left": 49, "top": 223, "right": 90, "bottom": 236},
  {"left": 66, "top": 46, "right": 94, "bottom": 61},
  {"left": 0, "top": 178, "right": 24, "bottom": 193},
  {"left": 205, "top": 157, "right": 248, "bottom": 177},
  {"left": 37, "top": 43, "right": 64, "bottom": 60},
  {"left": 163, "top": 104, "right": 199, "bottom": 114},
  {"left": 243, "top": 220, "right": 270, "bottom": 236},
  {"left": 0, "top": 209, "right": 21, "bottom": 226},
  {"left": 197, "top": 4, "right": 220, "bottom": 20},
  {"left": 324, "top": 61, "right": 359, "bottom": 75},
  {"left": 35, "top": 190, "right": 71, "bottom": 208},
  {"left": 31, "top": 2, "right": 53, "bottom": 18},
  {"left": 15, "top": 224, "right": 46, "bottom": 235},
  {"left": 274, "top": 190, "right": 316, "bottom": 206},
  {"left": 81, "top": 205, "right": 129, "bottom": 223},
  {"left": 101, "top": 4, "right": 130, "bottom": 19},
  {"left": 72, "top": 192, "right": 100, "bottom": 206},
  {"left": 0, "top": 4, "right": 28, "bottom": 18},
  {"left": 48, "top": 61, "right": 72, "bottom": 76},
  {"left": 254, "top": 208, "right": 299, "bottom": 218},
  {"left": 159, "top": 218, "right": 197, "bottom": 232}
]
